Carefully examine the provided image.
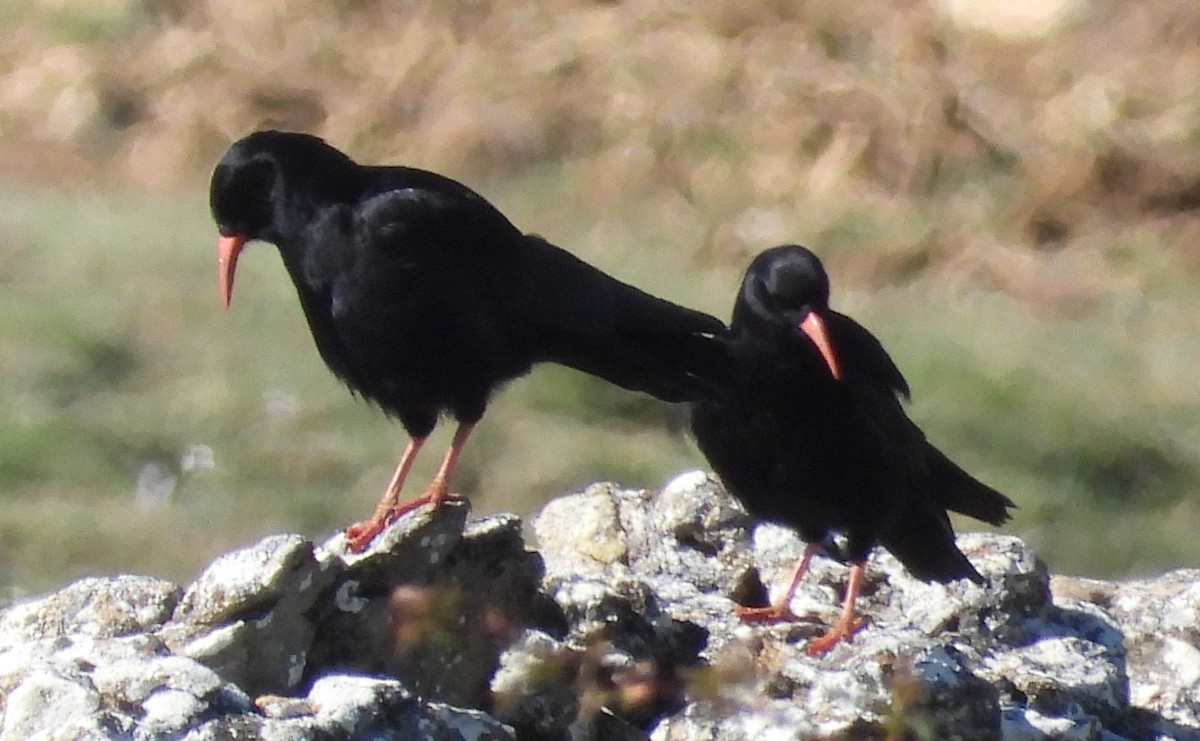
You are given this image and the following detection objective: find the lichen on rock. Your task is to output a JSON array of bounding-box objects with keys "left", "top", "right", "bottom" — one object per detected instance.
[{"left": 0, "top": 472, "right": 1196, "bottom": 740}]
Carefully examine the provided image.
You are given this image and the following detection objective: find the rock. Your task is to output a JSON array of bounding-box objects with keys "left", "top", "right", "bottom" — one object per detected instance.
[
  {"left": 305, "top": 507, "right": 550, "bottom": 710},
  {"left": 0, "top": 574, "right": 178, "bottom": 649},
  {"left": 2, "top": 667, "right": 102, "bottom": 739},
  {"left": 0, "top": 503, "right": 521, "bottom": 740},
  {"left": 1054, "top": 570, "right": 1200, "bottom": 740},
  {"left": 160, "top": 533, "right": 337, "bottom": 697},
  {"left": 0, "top": 471, "right": 1197, "bottom": 739},
  {"left": 491, "top": 629, "right": 580, "bottom": 738},
  {"left": 530, "top": 472, "right": 1191, "bottom": 740}
]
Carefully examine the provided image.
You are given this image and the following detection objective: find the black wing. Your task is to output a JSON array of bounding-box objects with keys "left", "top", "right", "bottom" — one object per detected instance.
[
  {"left": 826, "top": 311, "right": 910, "bottom": 399},
  {"left": 825, "top": 311, "right": 1015, "bottom": 528},
  {"left": 349, "top": 182, "right": 729, "bottom": 403}
]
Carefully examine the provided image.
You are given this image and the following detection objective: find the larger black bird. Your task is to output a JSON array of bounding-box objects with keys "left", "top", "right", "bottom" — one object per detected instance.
[
  {"left": 691, "top": 245, "right": 1014, "bottom": 654},
  {"left": 210, "top": 130, "right": 728, "bottom": 552}
]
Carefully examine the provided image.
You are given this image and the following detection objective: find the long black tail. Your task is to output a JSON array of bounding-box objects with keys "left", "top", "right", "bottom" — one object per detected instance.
[
  {"left": 541, "top": 325, "right": 733, "bottom": 403},
  {"left": 926, "top": 445, "right": 1016, "bottom": 526},
  {"left": 512, "top": 234, "right": 734, "bottom": 403},
  {"left": 879, "top": 498, "right": 985, "bottom": 584}
]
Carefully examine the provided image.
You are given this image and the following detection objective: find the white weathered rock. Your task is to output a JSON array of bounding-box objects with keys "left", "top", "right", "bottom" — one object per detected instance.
[
  {"left": 0, "top": 473, "right": 1197, "bottom": 739},
  {"left": 1054, "top": 569, "right": 1200, "bottom": 739},
  {"left": 530, "top": 472, "right": 1188, "bottom": 740},
  {"left": 157, "top": 533, "right": 339, "bottom": 697},
  {"left": 0, "top": 574, "right": 177, "bottom": 650},
  {"left": 491, "top": 629, "right": 580, "bottom": 738},
  {"left": 0, "top": 667, "right": 102, "bottom": 740}
]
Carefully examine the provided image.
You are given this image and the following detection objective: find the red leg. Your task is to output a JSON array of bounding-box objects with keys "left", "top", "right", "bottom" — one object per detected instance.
[
  {"left": 344, "top": 424, "right": 476, "bottom": 552},
  {"left": 345, "top": 436, "right": 426, "bottom": 552},
  {"left": 416, "top": 423, "right": 474, "bottom": 509},
  {"left": 805, "top": 561, "right": 866, "bottom": 655},
  {"left": 736, "top": 542, "right": 819, "bottom": 623}
]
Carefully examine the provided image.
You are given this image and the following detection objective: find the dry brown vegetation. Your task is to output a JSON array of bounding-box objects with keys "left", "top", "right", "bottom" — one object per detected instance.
[{"left": 5, "top": 0, "right": 1200, "bottom": 278}]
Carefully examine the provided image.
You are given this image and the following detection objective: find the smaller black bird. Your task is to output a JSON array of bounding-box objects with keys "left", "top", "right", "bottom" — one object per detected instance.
[
  {"left": 691, "top": 245, "right": 1014, "bottom": 654},
  {"left": 210, "top": 130, "right": 729, "bottom": 552}
]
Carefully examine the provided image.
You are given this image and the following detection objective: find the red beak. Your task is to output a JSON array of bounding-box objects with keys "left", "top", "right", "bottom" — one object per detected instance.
[
  {"left": 217, "top": 234, "right": 247, "bottom": 309},
  {"left": 799, "top": 312, "right": 842, "bottom": 380}
]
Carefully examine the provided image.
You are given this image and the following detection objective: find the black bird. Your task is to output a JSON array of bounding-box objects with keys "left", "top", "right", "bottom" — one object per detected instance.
[
  {"left": 691, "top": 245, "right": 1014, "bottom": 654},
  {"left": 210, "top": 130, "right": 728, "bottom": 552}
]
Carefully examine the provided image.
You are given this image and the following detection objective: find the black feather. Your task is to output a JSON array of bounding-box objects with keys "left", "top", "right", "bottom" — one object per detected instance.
[
  {"left": 691, "top": 244, "right": 1015, "bottom": 586},
  {"left": 210, "top": 130, "right": 732, "bottom": 550}
]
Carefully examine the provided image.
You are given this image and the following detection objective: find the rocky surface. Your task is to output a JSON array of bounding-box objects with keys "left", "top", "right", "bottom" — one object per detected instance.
[{"left": 0, "top": 472, "right": 1197, "bottom": 740}]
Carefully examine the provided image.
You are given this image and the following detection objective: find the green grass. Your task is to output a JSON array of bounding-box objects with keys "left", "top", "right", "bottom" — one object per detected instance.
[
  {"left": 0, "top": 180, "right": 1198, "bottom": 596},
  {"left": 2, "top": 1, "right": 146, "bottom": 44}
]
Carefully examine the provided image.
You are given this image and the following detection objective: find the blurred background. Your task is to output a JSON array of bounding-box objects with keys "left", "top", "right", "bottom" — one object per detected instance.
[{"left": 1, "top": 0, "right": 1199, "bottom": 594}]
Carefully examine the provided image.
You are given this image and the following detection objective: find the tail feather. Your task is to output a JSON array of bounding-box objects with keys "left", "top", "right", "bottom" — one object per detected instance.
[
  {"left": 544, "top": 330, "right": 731, "bottom": 403},
  {"left": 880, "top": 500, "right": 985, "bottom": 584},
  {"left": 509, "top": 233, "right": 733, "bottom": 401},
  {"left": 926, "top": 446, "right": 1016, "bottom": 526}
]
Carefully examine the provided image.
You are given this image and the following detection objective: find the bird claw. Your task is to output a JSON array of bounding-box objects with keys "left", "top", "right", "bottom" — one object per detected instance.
[
  {"left": 733, "top": 602, "right": 866, "bottom": 655},
  {"left": 344, "top": 514, "right": 405, "bottom": 554},
  {"left": 344, "top": 519, "right": 389, "bottom": 553},
  {"left": 343, "top": 491, "right": 466, "bottom": 553},
  {"left": 804, "top": 619, "right": 865, "bottom": 656},
  {"left": 733, "top": 604, "right": 798, "bottom": 624},
  {"left": 415, "top": 485, "right": 463, "bottom": 512}
]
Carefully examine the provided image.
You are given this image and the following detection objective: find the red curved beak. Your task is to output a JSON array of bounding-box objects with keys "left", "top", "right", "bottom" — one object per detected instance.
[
  {"left": 799, "top": 312, "right": 842, "bottom": 380},
  {"left": 217, "top": 234, "right": 247, "bottom": 309}
]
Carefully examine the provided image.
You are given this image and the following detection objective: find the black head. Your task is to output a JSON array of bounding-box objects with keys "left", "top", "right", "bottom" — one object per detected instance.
[
  {"left": 734, "top": 245, "right": 831, "bottom": 328},
  {"left": 209, "top": 130, "right": 357, "bottom": 243},
  {"left": 733, "top": 244, "right": 841, "bottom": 378},
  {"left": 209, "top": 130, "right": 359, "bottom": 307}
]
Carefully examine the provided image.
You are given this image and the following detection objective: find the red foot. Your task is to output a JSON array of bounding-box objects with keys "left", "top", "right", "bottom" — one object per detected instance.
[
  {"left": 343, "top": 491, "right": 465, "bottom": 553},
  {"left": 733, "top": 603, "right": 797, "bottom": 624},
  {"left": 344, "top": 516, "right": 392, "bottom": 553},
  {"left": 804, "top": 620, "right": 865, "bottom": 656}
]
